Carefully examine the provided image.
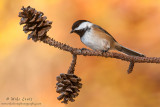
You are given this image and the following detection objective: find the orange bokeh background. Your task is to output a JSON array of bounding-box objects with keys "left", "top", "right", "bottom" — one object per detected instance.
[{"left": 0, "top": 0, "right": 160, "bottom": 107}]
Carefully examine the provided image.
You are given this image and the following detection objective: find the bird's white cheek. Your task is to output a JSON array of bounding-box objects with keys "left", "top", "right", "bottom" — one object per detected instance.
[{"left": 75, "top": 22, "right": 93, "bottom": 30}]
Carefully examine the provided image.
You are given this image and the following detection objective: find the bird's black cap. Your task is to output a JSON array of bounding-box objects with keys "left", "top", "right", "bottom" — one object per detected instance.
[{"left": 71, "top": 20, "right": 90, "bottom": 31}]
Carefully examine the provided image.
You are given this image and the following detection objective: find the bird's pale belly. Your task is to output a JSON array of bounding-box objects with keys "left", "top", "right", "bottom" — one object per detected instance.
[{"left": 80, "top": 32, "right": 110, "bottom": 51}]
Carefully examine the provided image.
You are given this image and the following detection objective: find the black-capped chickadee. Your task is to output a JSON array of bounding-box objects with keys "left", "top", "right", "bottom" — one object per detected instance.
[{"left": 70, "top": 20, "right": 145, "bottom": 57}]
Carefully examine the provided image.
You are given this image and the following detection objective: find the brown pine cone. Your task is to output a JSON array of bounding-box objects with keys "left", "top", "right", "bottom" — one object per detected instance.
[
  {"left": 18, "top": 6, "right": 52, "bottom": 41},
  {"left": 56, "top": 73, "right": 82, "bottom": 104}
]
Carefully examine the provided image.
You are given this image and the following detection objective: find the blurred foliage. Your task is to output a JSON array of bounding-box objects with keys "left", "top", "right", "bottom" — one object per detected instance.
[{"left": 0, "top": 0, "right": 160, "bottom": 107}]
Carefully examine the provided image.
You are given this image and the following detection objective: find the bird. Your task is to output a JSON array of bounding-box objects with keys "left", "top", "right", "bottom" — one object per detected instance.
[{"left": 70, "top": 20, "right": 145, "bottom": 57}]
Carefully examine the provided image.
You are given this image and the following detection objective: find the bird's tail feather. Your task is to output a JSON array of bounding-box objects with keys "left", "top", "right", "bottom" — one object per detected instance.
[{"left": 114, "top": 43, "right": 145, "bottom": 57}]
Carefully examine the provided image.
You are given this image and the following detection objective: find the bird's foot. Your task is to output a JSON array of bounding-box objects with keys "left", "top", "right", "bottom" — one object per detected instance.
[
  {"left": 81, "top": 48, "right": 88, "bottom": 51},
  {"left": 101, "top": 49, "right": 109, "bottom": 54},
  {"left": 102, "top": 49, "right": 109, "bottom": 53}
]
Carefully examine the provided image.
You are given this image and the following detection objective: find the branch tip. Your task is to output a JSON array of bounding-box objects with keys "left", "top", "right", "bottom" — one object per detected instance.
[{"left": 127, "top": 61, "right": 135, "bottom": 74}]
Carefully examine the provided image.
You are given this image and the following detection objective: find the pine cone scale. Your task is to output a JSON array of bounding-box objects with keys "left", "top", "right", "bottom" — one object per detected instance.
[
  {"left": 56, "top": 73, "right": 82, "bottom": 104},
  {"left": 19, "top": 6, "right": 52, "bottom": 41}
]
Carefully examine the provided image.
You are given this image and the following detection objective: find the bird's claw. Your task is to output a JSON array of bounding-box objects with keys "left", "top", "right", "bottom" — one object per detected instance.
[
  {"left": 81, "top": 48, "right": 88, "bottom": 51},
  {"left": 101, "top": 49, "right": 109, "bottom": 54},
  {"left": 80, "top": 48, "right": 88, "bottom": 52}
]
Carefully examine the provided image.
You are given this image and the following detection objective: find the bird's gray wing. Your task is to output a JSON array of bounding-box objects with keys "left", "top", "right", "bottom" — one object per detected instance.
[{"left": 93, "top": 25, "right": 117, "bottom": 42}]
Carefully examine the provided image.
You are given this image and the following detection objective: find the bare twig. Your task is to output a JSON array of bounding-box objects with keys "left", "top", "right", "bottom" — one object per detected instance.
[
  {"left": 127, "top": 61, "right": 135, "bottom": 74},
  {"left": 42, "top": 36, "right": 160, "bottom": 63},
  {"left": 68, "top": 54, "right": 77, "bottom": 74}
]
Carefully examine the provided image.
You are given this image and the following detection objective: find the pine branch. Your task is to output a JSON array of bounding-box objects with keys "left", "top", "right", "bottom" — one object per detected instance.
[
  {"left": 18, "top": 6, "right": 160, "bottom": 104},
  {"left": 41, "top": 36, "right": 160, "bottom": 63}
]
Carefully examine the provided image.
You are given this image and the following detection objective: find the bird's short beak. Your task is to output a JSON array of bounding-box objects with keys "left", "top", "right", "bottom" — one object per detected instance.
[{"left": 70, "top": 30, "right": 74, "bottom": 33}]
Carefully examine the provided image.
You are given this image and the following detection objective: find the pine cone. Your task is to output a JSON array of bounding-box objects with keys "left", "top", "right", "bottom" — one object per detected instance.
[
  {"left": 56, "top": 73, "right": 82, "bottom": 104},
  {"left": 18, "top": 6, "right": 52, "bottom": 41}
]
